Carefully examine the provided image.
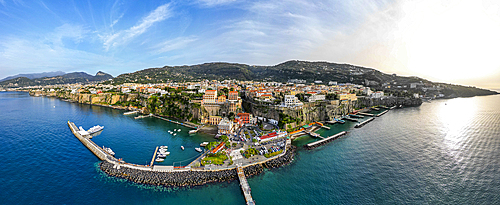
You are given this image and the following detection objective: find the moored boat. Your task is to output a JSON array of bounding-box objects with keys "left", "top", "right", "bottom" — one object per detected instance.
[
  {"left": 155, "top": 158, "right": 164, "bottom": 162},
  {"left": 195, "top": 147, "right": 202, "bottom": 152},
  {"left": 200, "top": 142, "right": 209, "bottom": 147},
  {"left": 87, "top": 125, "right": 104, "bottom": 134},
  {"left": 181, "top": 146, "right": 184, "bottom": 150}
]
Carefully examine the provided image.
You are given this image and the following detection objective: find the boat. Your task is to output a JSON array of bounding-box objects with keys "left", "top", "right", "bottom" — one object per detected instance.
[
  {"left": 103, "top": 146, "right": 115, "bottom": 156},
  {"left": 195, "top": 147, "right": 203, "bottom": 152},
  {"left": 178, "top": 129, "right": 181, "bottom": 132},
  {"left": 157, "top": 154, "right": 167, "bottom": 158},
  {"left": 87, "top": 125, "right": 104, "bottom": 134},
  {"left": 155, "top": 158, "right": 164, "bottom": 162},
  {"left": 181, "top": 146, "right": 184, "bottom": 150},
  {"left": 173, "top": 133, "right": 177, "bottom": 136},
  {"left": 158, "top": 151, "right": 170, "bottom": 155},
  {"left": 200, "top": 142, "right": 209, "bottom": 147},
  {"left": 189, "top": 129, "right": 197, "bottom": 134},
  {"left": 160, "top": 145, "right": 168, "bottom": 149}
]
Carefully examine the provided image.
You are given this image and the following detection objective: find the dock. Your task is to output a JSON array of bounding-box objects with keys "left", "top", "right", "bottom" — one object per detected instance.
[
  {"left": 376, "top": 110, "right": 389, "bottom": 117},
  {"left": 354, "top": 117, "right": 374, "bottom": 128},
  {"left": 372, "top": 107, "right": 380, "bottom": 111},
  {"left": 135, "top": 114, "right": 152, "bottom": 119},
  {"left": 343, "top": 117, "right": 359, "bottom": 122},
  {"left": 321, "top": 125, "right": 331, "bottom": 130},
  {"left": 68, "top": 121, "right": 117, "bottom": 161},
  {"left": 358, "top": 112, "right": 374, "bottom": 117},
  {"left": 150, "top": 146, "right": 159, "bottom": 167},
  {"left": 123, "top": 110, "right": 139, "bottom": 115},
  {"left": 153, "top": 115, "right": 198, "bottom": 129},
  {"left": 237, "top": 166, "right": 255, "bottom": 205},
  {"left": 305, "top": 131, "right": 347, "bottom": 149},
  {"left": 304, "top": 130, "right": 324, "bottom": 139},
  {"left": 349, "top": 114, "right": 364, "bottom": 118}
]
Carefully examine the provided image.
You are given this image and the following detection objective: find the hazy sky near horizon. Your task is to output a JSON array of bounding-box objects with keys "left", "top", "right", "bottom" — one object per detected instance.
[{"left": 1, "top": 0, "right": 499, "bottom": 89}]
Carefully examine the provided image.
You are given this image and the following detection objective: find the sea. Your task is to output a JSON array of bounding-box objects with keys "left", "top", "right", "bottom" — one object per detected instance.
[{"left": 1, "top": 91, "right": 499, "bottom": 204}]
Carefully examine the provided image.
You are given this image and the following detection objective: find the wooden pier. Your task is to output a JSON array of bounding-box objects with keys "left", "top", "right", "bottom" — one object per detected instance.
[
  {"left": 354, "top": 117, "right": 374, "bottom": 128},
  {"left": 305, "top": 131, "right": 347, "bottom": 149},
  {"left": 237, "top": 166, "right": 255, "bottom": 205}
]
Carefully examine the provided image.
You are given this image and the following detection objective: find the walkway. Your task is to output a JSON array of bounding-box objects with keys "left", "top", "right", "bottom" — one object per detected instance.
[{"left": 237, "top": 165, "right": 255, "bottom": 205}]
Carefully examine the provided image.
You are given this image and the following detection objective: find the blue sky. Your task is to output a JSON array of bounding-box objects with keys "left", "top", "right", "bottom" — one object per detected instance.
[{"left": 1, "top": 0, "right": 499, "bottom": 89}]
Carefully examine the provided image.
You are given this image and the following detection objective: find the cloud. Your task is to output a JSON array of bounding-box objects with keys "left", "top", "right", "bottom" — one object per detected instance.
[
  {"left": 101, "top": 3, "right": 172, "bottom": 51},
  {"left": 151, "top": 36, "right": 198, "bottom": 54},
  {"left": 197, "top": 0, "right": 237, "bottom": 7}
]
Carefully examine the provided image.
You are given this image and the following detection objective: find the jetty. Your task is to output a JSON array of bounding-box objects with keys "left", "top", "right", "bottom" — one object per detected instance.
[
  {"left": 153, "top": 115, "right": 198, "bottom": 129},
  {"left": 123, "top": 110, "right": 139, "bottom": 115},
  {"left": 321, "top": 125, "right": 331, "bottom": 130},
  {"left": 135, "top": 114, "right": 152, "bottom": 119},
  {"left": 358, "top": 112, "right": 374, "bottom": 117},
  {"left": 349, "top": 114, "right": 364, "bottom": 118},
  {"left": 304, "top": 130, "right": 324, "bottom": 139},
  {"left": 372, "top": 107, "right": 380, "bottom": 111},
  {"left": 376, "top": 110, "right": 389, "bottom": 117},
  {"left": 237, "top": 166, "right": 255, "bottom": 205},
  {"left": 343, "top": 117, "right": 359, "bottom": 122},
  {"left": 150, "top": 146, "right": 159, "bottom": 167},
  {"left": 305, "top": 131, "right": 347, "bottom": 149},
  {"left": 354, "top": 118, "right": 374, "bottom": 128}
]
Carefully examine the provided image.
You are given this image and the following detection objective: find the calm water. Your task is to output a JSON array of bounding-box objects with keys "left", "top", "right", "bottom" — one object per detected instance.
[{"left": 1, "top": 92, "right": 499, "bottom": 204}]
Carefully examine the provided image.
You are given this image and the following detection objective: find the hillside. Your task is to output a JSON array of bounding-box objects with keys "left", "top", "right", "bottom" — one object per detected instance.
[
  {"left": 0, "top": 71, "right": 113, "bottom": 87},
  {"left": 110, "top": 60, "right": 497, "bottom": 97},
  {"left": 0, "top": 71, "right": 66, "bottom": 82}
]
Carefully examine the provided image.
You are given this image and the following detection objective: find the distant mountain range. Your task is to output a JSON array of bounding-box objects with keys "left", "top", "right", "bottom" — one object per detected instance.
[
  {"left": 0, "top": 71, "right": 113, "bottom": 87},
  {"left": 1, "top": 60, "right": 497, "bottom": 97},
  {"left": 0, "top": 71, "right": 66, "bottom": 82}
]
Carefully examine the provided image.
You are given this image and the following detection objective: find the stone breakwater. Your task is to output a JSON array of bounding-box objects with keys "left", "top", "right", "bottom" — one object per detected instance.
[{"left": 100, "top": 146, "right": 297, "bottom": 187}]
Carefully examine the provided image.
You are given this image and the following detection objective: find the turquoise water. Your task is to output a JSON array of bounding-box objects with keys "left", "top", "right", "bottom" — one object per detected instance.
[{"left": 1, "top": 92, "right": 499, "bottom": 204}]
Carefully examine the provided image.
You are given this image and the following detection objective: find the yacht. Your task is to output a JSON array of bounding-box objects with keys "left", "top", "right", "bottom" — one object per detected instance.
[
  {"left": 103, "top": 146, "right": 115, "bottom": 156},
  {"left": 195, "top": 147, "right": 202, "bottom": 152},
  {"left": 87, "top": 125, "right": 104, "bottom": 134}
]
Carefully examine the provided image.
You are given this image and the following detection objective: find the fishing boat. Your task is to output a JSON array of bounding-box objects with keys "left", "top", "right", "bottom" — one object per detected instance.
[{"left": 195, "top": 147, "right": 202, "bottom": 152}]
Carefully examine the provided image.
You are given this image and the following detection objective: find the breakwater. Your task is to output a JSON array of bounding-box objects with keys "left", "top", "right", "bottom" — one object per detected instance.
[
  {"left": 99, "top": 146, "right": 297, "bottom": 187},
  {"left": 305, "top": 131, "right": 347, "bottom": 149},
  {"left": 354, "top": 118, "right": 375, "bottom": 128}
]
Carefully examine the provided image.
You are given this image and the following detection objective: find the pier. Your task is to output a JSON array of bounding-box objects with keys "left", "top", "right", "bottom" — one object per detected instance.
[
  {"left": 305, "top": 131, "right": 347, "bottom": 149},
  {"left": 153, "top": 115, "right": 198, "bottom": 129},
  {"left": 321, "top": 125, "right": 331, "bottom": 130},
  {"left": 304, "top": 130, "right": 324, "bottom": 139},
  {"left": 343, "top": 117, "right": 359, "bottom": 122},
  {"left": 376, "top": 110, "right": 389, "bottom": 117},
  {"left": 135, "top": 114, "right": 152, "bottom": 119},
  {"left": 349, "top": 114, "right": 364, "bottom": 118},
  {"left": 123, "top": 110, "right": 139, "bottom": 115},
  {"left": 354, "top": 118, "right": 375, "bottom": 128},
  {"left": 237, "top": 166, "right": 255, "bottom": 205},
  {"left": 358, "top": 112, "right": 374, "bottom": 117},
  {"left": 150, "top": 146, "right": 159, "bottom": 167}
]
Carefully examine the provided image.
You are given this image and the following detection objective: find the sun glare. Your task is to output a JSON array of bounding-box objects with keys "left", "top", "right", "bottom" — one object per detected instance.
[{"left": 400, "top": 0, "right": 500, "bottom": 82}]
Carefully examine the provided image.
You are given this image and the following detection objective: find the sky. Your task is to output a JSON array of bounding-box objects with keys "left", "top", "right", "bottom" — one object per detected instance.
[{"left": 0, "top": 0, "right": 499, "bottom": 89}]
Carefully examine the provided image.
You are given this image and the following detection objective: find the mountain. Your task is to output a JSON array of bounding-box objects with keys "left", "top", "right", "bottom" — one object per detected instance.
[
  {"left": 0, "top": 71, "right": 66, "bottom": 82},
  {"left": 0, "top": 71, "right": 113, "bottom": 87},
  {"left": 111, "top": 60, "right": 497, "bottom": 97}
]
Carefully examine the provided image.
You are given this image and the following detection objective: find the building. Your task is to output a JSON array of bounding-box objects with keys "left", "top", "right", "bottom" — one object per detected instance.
[
  {"left": 236, "top": 113, "right": 252, "bottom": 125},
  {"left": 218, "top": 95, "right": 226, "bottom": 103},
  {"left": 338, "top": 93, "right": 357, "bottom": 101},
  {"left": 308, "top": 94, "right": 325, "bottom": 102},
  {"left": 257, "top": 131, "right": 287, "bottom": 143},
  {"left": 370, "top": 91, "right": 384, "bottom": 98},
  {"left": 362, "top": 87, "right": 373, "bottom": 96},
  {"left": 228, "top": 91, "right": 238, "bottom": 101},
  {"left": 284, "top": 95, "right": 303, "bottom": 107},
  {"left": 209, "top": 116, "right": 222, "bottom": 125},
  {"left": 203, "top": 90, "right": 217, "bottom": 104},
  {"left": 218, "top": 117, "right": 234, "bottom": 134}
]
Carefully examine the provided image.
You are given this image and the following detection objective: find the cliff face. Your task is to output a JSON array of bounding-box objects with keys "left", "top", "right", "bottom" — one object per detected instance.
[
  {"left": 244, "top": 97, "right": 422, "bottom": 124},
  {"left": 29, "top": 90, "right": 140, "bottom": 106}
]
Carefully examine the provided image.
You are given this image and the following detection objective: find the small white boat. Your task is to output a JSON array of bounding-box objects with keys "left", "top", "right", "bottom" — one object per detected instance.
[
  {"left": 195, "top": 147, "right": 202, "bottom": 152},
  {"left": 103, "top": 146, "right": 115, "bottom": 156},
  {"left": 200, "top": 142, "right": 209, "bottom": 147},
  {"left": 155, "top": 158, "right": 164, "bottom": 162},
  {"left": 181, "top": 146, "right": 184, "bottom": 150},
  {"left": 157, "top": 154, "right": 167, "bottom": 158},
  {"left": 178, "top": 129, "right": 181, "bottom": 132},
  {"left": 173, "top": 133, "right": 177, "bottom": 136},
  {"left": 189, "top": 130, "right": 197, "bottom": 134},
  {"left": 160, "top": 145, "right": 168, "bottom": 149}
]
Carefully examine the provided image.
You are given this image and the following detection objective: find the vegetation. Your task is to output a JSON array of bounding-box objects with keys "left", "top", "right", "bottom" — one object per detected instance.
[
  {"left": 201, "top": 153, "right": 228, "bottom": 165},
  {"left": 243, "top": 148, "right": 258, "bottom": 158},
  {"left": 264, "top": 150, "right": 283, "bottom": 158}
]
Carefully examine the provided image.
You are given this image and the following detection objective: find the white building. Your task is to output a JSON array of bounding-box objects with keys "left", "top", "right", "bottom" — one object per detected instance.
[
  {"left": 362, "top": 87, "right": 373, "bottom": 96},
  {"left": 218, "top": 118, "right": 234, "bottom": 134},
  {"left": 371, "top": 91, "right": 384, "bottom": 98},
  {"left": 308, "top": 94, "right": 325, "bottom": 102},
  {"left": 284, "top": 95, "right": 303, "bottom": 107},
  {"left": 329, "top": 81, "right": 337, "bottom": 85}
]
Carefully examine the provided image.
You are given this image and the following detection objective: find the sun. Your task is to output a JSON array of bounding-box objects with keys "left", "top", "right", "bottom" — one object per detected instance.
[{"left": 400, "top": 0, "right": 500, "bottom": 82}]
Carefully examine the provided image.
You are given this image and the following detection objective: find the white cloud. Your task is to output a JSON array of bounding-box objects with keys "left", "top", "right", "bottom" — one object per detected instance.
[
  {"left": 197, "top": 0, "right": 236, "bottom": 7},
  {"left": 151, "top": 36, "right": 198, "bottom": 54},
  {"left": 101, "top": 3, "right": 172, "bottom": 51}
]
